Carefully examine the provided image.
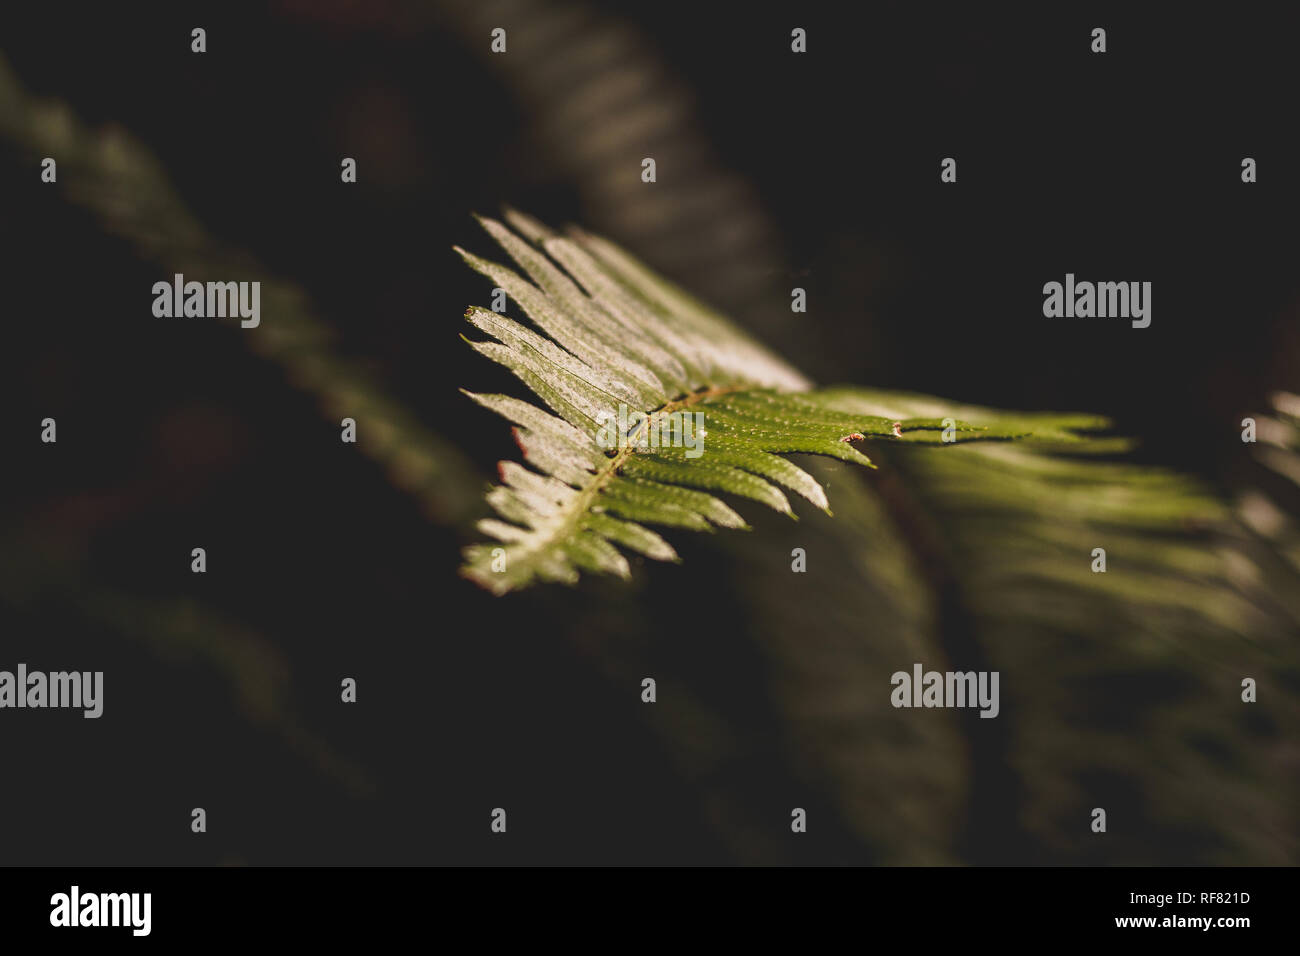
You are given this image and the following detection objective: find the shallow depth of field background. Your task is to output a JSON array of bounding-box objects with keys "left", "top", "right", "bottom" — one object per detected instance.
[{"left": 2, "top": 1, "right": 1297, "bottom": 864}]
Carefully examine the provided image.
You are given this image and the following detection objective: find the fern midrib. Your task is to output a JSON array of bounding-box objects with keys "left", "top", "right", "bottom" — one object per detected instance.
[{"left": 520, "top": 384, "right": 745, "bottom": 564}]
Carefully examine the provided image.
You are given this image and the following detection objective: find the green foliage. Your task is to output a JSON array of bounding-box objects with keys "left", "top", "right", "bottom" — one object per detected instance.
[
  {"left": 458, "top": 212, "right": 1104, "bottom": 593},
  {"left": 1240, "top": 391, "right": 1300, "bottom": 579},
  {"left": 859, "top": 392, "right": 1300, "bottom": 863}
]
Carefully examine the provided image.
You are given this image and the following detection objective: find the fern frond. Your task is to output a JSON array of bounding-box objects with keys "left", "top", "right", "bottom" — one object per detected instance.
[
  {"left": 832, "top": 388, "right": 1300, "bottom": 863},
  {"left": 1239, "top": 390, "right": 1300, "bottom": 580},
  {"left": 458, "top": 212, "right": 1098, "bottom": 593}
]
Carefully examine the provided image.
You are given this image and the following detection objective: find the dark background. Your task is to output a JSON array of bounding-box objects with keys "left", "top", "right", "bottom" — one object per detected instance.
[{"left": 2, "top": 1, "right": 1297, "bottom": 865}]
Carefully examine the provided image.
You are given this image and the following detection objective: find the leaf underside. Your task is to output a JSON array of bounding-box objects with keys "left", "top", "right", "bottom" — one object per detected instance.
[{"left": 458, "top": 210, "right": 1104, "bottom": 594}]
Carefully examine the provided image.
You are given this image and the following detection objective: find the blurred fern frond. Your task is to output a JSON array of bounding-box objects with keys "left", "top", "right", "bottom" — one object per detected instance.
[{"left": 0, "top": 52, "right": 484, "bottom": 528}]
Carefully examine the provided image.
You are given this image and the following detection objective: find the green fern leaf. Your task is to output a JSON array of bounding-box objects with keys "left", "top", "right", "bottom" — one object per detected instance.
[{"left": 458, "top": 211, "right": 1100, "bottom": 593}]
